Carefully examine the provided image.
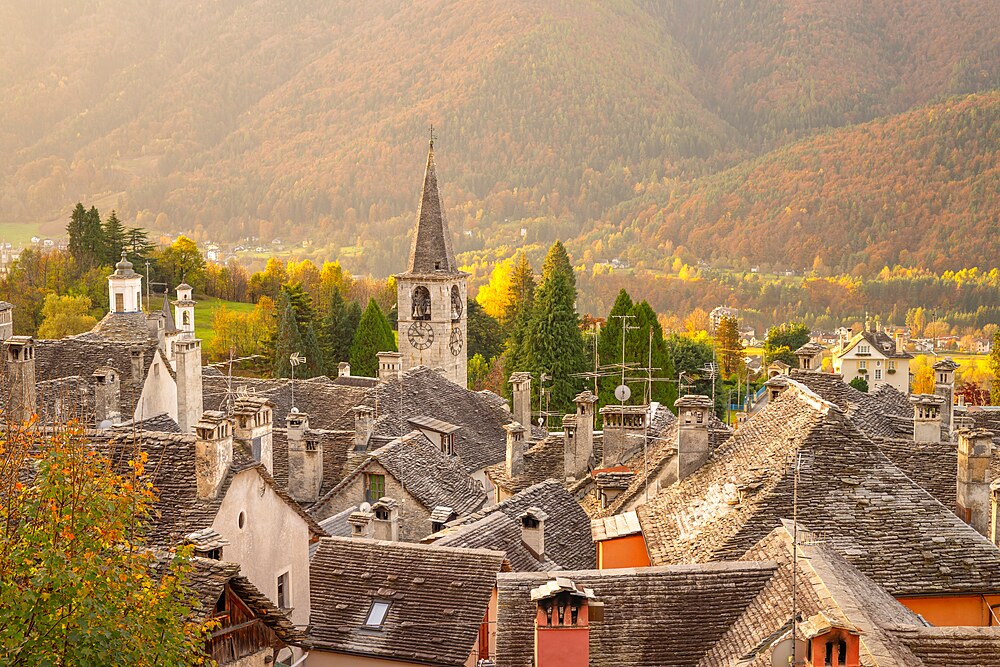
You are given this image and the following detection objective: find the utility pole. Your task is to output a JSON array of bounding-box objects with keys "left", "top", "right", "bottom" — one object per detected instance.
[{"left": 145, "top": 260, "right": 151, "bottom": 309}]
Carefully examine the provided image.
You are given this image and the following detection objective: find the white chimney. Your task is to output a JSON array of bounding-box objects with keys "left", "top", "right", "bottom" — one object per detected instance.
[
  {"left": 194, "top": 411, "right": 233, "bottom": 500},
  {"left": 509, "top": 372, "right": 533, "bottom": 433},
  {"left": 505, "top": 421, "right": 527, "bottom": 478},
  {"left": 338, "top": 361, "right": 351, "bottom": 377},
  {"left": 353, "top": 405, "right": 375, "bottom": 451},
  {"left": 377, "top": 351, "right": 402, "bottom": 383},
  {"left": 348, "top": 508, "right": 375, "bottom": 539},
  {"left": 520, "top": 507, "right": 548, "bottom": 560},
  {"left": 372, "top": 497, "right": 400, "bottom": 541}
]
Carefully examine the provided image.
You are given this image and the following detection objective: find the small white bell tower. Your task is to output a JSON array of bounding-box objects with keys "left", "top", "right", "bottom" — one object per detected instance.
[
  {"left": 108, "top": 251, "right": 143, "bottom": 314},
  {"left": 172, "top": 283, "right": 196, "bottom": 339}
]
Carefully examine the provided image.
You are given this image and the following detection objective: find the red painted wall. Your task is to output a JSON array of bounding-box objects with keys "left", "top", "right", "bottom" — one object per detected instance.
[
  {"left": 535, "top": 627, "right": 589, "bottom": 667},
  {"left": 597, "top": 534, "right": 651, "bottom": 569}
]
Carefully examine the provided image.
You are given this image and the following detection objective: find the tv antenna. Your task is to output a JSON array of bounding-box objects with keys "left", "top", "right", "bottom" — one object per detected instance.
[{"left": 289, "top": 352, "right": 306, "bottom": 411}]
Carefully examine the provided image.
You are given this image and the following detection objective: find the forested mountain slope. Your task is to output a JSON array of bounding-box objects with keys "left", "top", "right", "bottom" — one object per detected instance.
[{"left": 0, "top": 0, "right": 997, "bottom": 275}]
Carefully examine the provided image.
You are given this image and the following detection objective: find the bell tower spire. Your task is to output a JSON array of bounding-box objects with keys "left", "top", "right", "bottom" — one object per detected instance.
[{"left": 395, "top": 131, "right": 468, "bottom": 387}]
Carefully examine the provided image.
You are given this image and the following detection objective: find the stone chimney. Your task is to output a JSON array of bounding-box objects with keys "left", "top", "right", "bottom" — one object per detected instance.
[
  {"left": 509, "top": 372, "right": 533, "bottom": 433},
  {"left": 910, "top": 394, "right": 944, "bottom": 443},
  {"left": 895, "top": 331, "right": 905, "bottom": 356},
  {"left": 673, "top": 394, "right": 713, "bottom": 481},
  {"left": 564, "top": 390, "right": 597, "bottom": 480},
  {"left": 287, "top": 410, "right": 323, "bottom": 502},
  {"left": 957, "top": 428, "right": 993, "bottom": 537},
  {"left": 531, "top": 579, "right": 600, "bottom": 667},
  {"left": 3, "top": 336, "right": 36, "bottom": 424},
  {"left": 353, "top": 405, "right": 375, "bottom": 451},
  {"left": 599, "top": 405, "right": 648, "bottom": 468},
  {"left": 372, "top": 497, "right": 400, "bottom": 541},
  {"left": 194, "top": 411, "right": 234, "bottom": 500},
  {"left": 520, "top": 507, "right": 548, "bottom": 560},
  {"left": 130, "top": 347, "right": 144, "bottom": 388},
  {"left": 338, "top": 361, "right": 351, "bottom": 377},
  {"left": 348, "top": 508, "right": 375, "bottom": 539},
  {"left": 377, "top": 351, "right": 402, "bottom": 382},
  {"left": 91, "top": 364, "right": 121, "bottom": 427},
  {"left": 232, "top": 396, "right": 274, "bottom": 474},
  {"left": 174, "top": 338, "right": 204, "bottom": 434},
  {"left": 800, "top": 614, "right": 861, "bottom": 667},
  {"left": 933, "top": 358, "right": 959, "bottom": 435},
  {"left": 505, "top": 421, "right": 527, "bottom": 478}
]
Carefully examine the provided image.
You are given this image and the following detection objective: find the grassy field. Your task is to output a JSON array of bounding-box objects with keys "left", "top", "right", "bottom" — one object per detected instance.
[
  {"left": 0, "top": 222, "right": 42, "bottom": 245},
  {"left": 193, "top": 296, "right": 256, "bottom": 347}
]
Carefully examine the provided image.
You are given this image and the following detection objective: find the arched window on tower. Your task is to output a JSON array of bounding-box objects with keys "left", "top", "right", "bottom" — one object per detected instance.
[
  {"left": 183, "top": 311, "right": 190, "bottom": 326},
  {"left": 412, "top": 286, "right": 431, "bottom": 321},
  {"left": 451, "top": 285, "right": 463, "bottom": 322}
]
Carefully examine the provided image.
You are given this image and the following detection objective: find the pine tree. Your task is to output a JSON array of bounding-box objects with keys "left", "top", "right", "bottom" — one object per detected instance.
[
  {"left": 66, "top": 203, "right": 88, "bottom": 266},
  {"left": 319, "top": 287, "right": 347, "bottom": 374},
  {"left": 125, "top": 227, "right": 156, "bottom": 267},
  {"left": 300, "top": 322, "right": 325, "bottom": 378},
  {"left": 349, "top": 298, "right": 397, "bottom": 377},
  {"left": 524, "top": 243, "right": 586, "bottom": 414},
  {"left": 501, "top": 252, "right": 535, "bottom": 332},
  {"left": 627, "top": 300, "right": 676, "bottom": 408},
  {"left": 335, "top": 300, "right": 363, "bottom": 365},
  {"left": 79, "top": 206, "right": 105, "bottom": 269},
  {"left": 541, "top": 240, "right": 575, "bottom": 291},
  {"left": 273, "top": 291, "right": 304, "bottom": 378},
  {"left": 101, "top": 210, "right": 128, "bottom": 265},
  {"left": 597, "top": 289, "right": 634, "bottom": 405}
]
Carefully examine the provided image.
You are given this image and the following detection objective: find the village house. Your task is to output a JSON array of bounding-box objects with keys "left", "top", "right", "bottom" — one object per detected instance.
[
  {"left": 309, "top": 537, "right": 505, "bottom": 666},
  {"left": 832, "top": 321, "right": 912, "bottom": 393}
]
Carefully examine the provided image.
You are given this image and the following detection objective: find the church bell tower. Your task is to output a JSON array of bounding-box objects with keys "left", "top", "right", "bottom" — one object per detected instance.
[{"left": 395, "top": 132, "right": 468, "bottom": 386}]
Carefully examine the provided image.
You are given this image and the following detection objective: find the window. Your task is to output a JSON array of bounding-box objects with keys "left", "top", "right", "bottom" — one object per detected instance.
[
  {"left": 237, "top": 511, "right": 246, "bottom": 530},
  {"left": 365, "top": 473, "right": 385, "bottom": 504},
  {"left": 365, "top": 600, "right": 391, "bottom": 627},
  {"left": 888, "top": 361, "right": 896, "bottom": 371},
  {"left": 858, "top": 360, "right": 866, "bottom": 370},
  {"left": 115, "top": 292, "right": 124, "bottom": 312},
  {"left": 858, "top": 344, "right": 870, "bottom": 355},
  {"left": 277, "top": 571, "right": 290, "bottom": 609},
  {"left": 182, "top": 311, "right": 190, "bottom": 326},
  {"left": 874, "top": 369, "right": 882, "bottom": 380}
]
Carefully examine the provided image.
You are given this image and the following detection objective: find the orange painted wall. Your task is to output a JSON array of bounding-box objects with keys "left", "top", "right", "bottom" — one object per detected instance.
[
  {"left": 535, "top": 626, "right": 589, "bottom": 667},
  {"left": 897, "top": 594, "right": 1000, "bottom": 626},
  {"left": 597, "top": 534, "right": 651, "bottom": 569}
]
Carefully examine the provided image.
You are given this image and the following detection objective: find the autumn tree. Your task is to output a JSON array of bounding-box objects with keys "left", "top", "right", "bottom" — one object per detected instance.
[
  {"left": 349, "top": 298, "right": 397, "bottom": 377},
  {"left": 764, "top": 322, "right": 810, "bottom": 365},
  {"left": 990, "top": 330, "right": 1000, "bottom": 404},
  {"left": 154, "top": 235, "right": 206, "bottom": 290},
  {"left": 715, "top": 315, "right": 744, "bottom": 377},
  {"left": 36, "top": 293, "right": 98, "bottom": 339},
  {"left": 0, "top": 425, "right": 210, "bottom": 665}
]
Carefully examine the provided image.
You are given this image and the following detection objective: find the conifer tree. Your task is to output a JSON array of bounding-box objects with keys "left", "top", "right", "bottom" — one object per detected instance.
[
  {"left": 66, "top": 203, "right": 88, "bottom": 265},
  {"left": 273, "top": 291, "right": 304, "bottom": 378},
  {"left": 715, "top": 315, "right": 745, "bottom": 377},
  {"left": 101, "top": 210, "right": 128, "bottom": 265},
  {"left": 541, "top": 240, "right": 575, "bottom": 290},
  {"left": 597, "top": 289, "right": 634, "bottom": 405},
  {"left": 125, "top": 226, "right": 156, "bottom": 267},
  {"left": 80, "top": 206, "right": 105, "bottom": 269},
  {"left": 319, "top": 287, "right": 347, "bottom": 373},
  {"left": 524, "top": 242, "right": 586, "bottom": 414},
  {"left": 349, "top": 298, "right": 397, "bottom": 377},
  {"left": 627, "top": 300, "right": 676, "bottom": 407},
  {"left": 335, "top": 300, "right": 363, "bottom": 365}
]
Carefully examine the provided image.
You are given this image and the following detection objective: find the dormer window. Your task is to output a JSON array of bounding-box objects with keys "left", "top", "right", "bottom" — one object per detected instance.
[
  {"left": 365, "top": 600, "right": 391, "bottom": 628},
  {"left": 857, "top": 344, "right": 870, "bottom": 355}
]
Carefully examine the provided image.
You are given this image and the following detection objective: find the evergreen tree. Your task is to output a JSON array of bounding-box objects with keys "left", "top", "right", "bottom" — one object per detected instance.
[
  {"left": 273, "top": 291, "right": 304, "bottom": 378},
  {"left": 300, "top": 322, "right": 325, "bottom": 378},
  {"left": 541, "top": 240, "right": 575, "bottom": 290},
  {"left": 627, "top": 300, "right": 676, "bottom": 408},
  {"left": 849, "top": 376, "right": 869, "bottom": 393},
  {"left": 764, "top": 322, "right": 810, "bottom": 364},
  {"left": 501, "top": 252, "right": 535, "bottom": 331},
  {"left": 597, "top": 289, "right": 634, "bottom": 405},
  {"left": 101, "top": 210, "right": 128, "bottom": 265},
  {"left": 66, "top": 203, "right": 88, "bottom": 266},
  {"left": 349, "top": 298, "right": 397, "bottom": 377},
  {"left": 125, "top": 226, "right": 156, "bottom": 267},
  {"left": 334, "top": 300, "right": 363, "bottom": 364},
  {"left": 319, "top": 287, "right": 347, "bottom": 373},
  {"left": 523, "top": 243, "right": 586, "bottom": 414},
  {"left": 467, "top": 300, "right": 503, "bottom": 361},
  {"left": 715, "top": 315, "right": 745, "bottom": 377},
  {"left": 79, "top": 206, "right": 105, "bottom": 269}
]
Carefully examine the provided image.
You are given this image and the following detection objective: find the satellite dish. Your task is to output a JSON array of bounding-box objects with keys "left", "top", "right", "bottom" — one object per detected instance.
[
  {"left": 97, "top": 419, "right": 113, "bottom": 430},
  {"left": 537, "top": 417, "right": 544, "bottom": 426},
  {"left": 770, "top": 637, "right": 808, "bottom": 667},
  {"left": 359, "top": 502, "right": 372, "bottom": 513},
  {"left": 615, "top": 384, "right": 631, "bottom": 402},
  {"left": 290, "top": 407, "right": 299, "bottom": 414}
]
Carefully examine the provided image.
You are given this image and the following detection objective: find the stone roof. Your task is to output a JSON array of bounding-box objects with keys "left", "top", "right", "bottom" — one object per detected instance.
[
  {"left": 889, "top": 626, "right": 1000, "bottom": 666},
  {"left": 430, "top": 512, "right": 558, "bottom": 571},
  {"left": 780, "top": 370, "right": 911, "bottom": 439},
  {"left": 487, "top": 434, "right": 565, "bottom": 495},
  {"left": 312, "top": 431, "right": 486, "bottom": 521},
  {"left": 495, "top": 562, "right": 778, "bottom": 667},
  {"left": 330, "top": 375, "right": 380, "bottom": 388},
  {"left": 77, "top": 311, "right": 155, "bottom": 343},
  {"left": 111, "top": 413, "right": 182, "bottom": 434},
  {"left": 932, "top": 357, "right": 961, "bottom": 372},
  {"left": 366, "top": 366, "right": 512, "bottom": 473},
  {"left": 309, "top": 537, "right": 504, "bottom": 665},
  {"left": 636, "top": 387, "right": 1000, "bottom": 597},
  {"left": 795, "top": 342, "right": 825, "bottom": 356},
  {"left": 400, "top": 139, "right": 459, "bottom": 276},
  {"left": 201, "top": 376, "right": 367, "bottom": 430},
  {"left": 0, "top": 300, "right": 12, "bottom": 311},
  {"left": 448, "top": 479, "right": 595, "bottom": 571},
  {"left": 874, "top": 437, "right": 959, "bottom": 510},
  {"left": 271, "top": 427, "right": 355, "bottom": 499},
  {"left": 184, "top": 557, "right": 306, "bottom": 646},
  {"left": 590, "top": 510, "right": 643, "bottom": 541},
  {"left": 82, "top": 429, "right": 325, "bottom": 545}
]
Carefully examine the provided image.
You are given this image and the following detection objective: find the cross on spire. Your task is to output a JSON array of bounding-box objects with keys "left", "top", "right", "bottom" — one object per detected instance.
[{"left": 428, "top": 123, "right": 436, "bottom": 148}]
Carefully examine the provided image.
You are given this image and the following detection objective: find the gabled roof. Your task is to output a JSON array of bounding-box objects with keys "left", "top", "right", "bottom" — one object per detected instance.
[
  {"left": 636, "top": 387, "right": 1000, "bottom": 596},
  {"left": 777, "top": 370, "right": 910, "bottom": 439},
  {"left": 201, "top": 376, "right": 368, "bottom": 430},
  {"left": 430, "top": 512, "right": 558, "bottom": 571},
  {"left": 486, "top": 434, "right": 565, "bottom": 494},
  {"left": 443, "top": 478, "right": 595, "bottom": 571},
  {"left": 495, "top": 562, "right": 778, "bottom": 667},
  {"left": 271, "top": 427, "right": 355, "bottom": 499},
  {"left": 401, "top": 139, "right": 459, "bottom": 276},
  {"left": 312, "top": 431, "right": 486, "bottom": 520},
  {"left": 309, "top": 537, "right": 504, "bottom": 665},
  {"left": 837, "top": 329, "right": 913, "bottom": 359}
]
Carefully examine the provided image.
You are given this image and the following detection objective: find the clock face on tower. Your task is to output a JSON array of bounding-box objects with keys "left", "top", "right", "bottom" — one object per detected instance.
[
  {"left": 407, "top": 321, "right": 434, "bottom": 350},
  {"left": 449, "top": 326, "right": 464, "bottom": 356}
]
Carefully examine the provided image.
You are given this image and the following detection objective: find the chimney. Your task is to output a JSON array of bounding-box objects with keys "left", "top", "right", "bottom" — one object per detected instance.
[
  {"left": 895, "top": 331, "right": 905, "bottom": 356},
  {"left": 338, "top": 361, "right": 351, "bottom": 377},
  {"left": 520, "top": 507, "right": 548, "bottom": 560},
  {"left": 505, "top": 421, "right": 527, "bottom": 477},
  {"left": 194, "top": 411, "right": 234, "bottom": 500},
  {"left": 990, "top": 479, "right": 1000, "bottom": 547},
  {"left": 564, "top": 390, "right": 597, "bottom": 480},
  {"left": 509, "top": 372, "right": 533, "bottom": 432},
  {"left": 348, "top": 508, "right": 375, "bottom": 539},
  {"left": 377, "top": 351, "right": 402, "bottom": 382},
  {"left": 232, "top": 396, "right": 274, "bottom": 473},
  {"left": 933, "top": 358, "right": 959, "bottom": 435},
  {"left": 91, "top": 364, "right": 121, "bottom": 427},
  {"left": 130, "top": 347, "right": 144, "bottom": 387},
  {"left": 957, "top": 428, "right": 993, "bottom": 537},
  {"left": 372, "top": 497, "right": 400, "bottom": 541},
  {"left": 353, "top": 405, "right": 375, "bottom": 451},
  {"left": 531, "top": 579, "right": 601, "bottom": 667},
  {"left": 673, "top": 394, "right": 713, "bottom": 481},
  {"left": 287, "top": 410, "right": 323, "bottom": 502},
  {"left": 910, "top": 394, "right": 944, "bottom": 443},
  {"left": 800, "top": 614, "right": 861, "bottom": 667},
  {"left": 3, "top": 336, "right": 36, "bottom": 424},
  {"left": 598, "top": 405, "right": 647, "bottom": 467},
  {"left": 174, "top": 338, "right": 204, "bottom": 434}
]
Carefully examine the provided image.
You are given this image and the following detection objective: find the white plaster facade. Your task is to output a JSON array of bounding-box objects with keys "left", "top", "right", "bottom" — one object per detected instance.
[{"left": 832, "top": 333, "right": 910, "bottom": 393}]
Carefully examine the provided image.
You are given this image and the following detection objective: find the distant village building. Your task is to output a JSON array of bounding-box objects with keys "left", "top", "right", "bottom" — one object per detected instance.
[
  {"left": 709, "top": 306, "right": 739, "bottom": 332},
  {"left": 832, "top": 320, "right": 912, "bottom": 393},
  {"left": 0, "top": 301, "right": 12, "bottom": 341},
  {"left": 395, "top": 136, "right": 468, "bottom": 387}
]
